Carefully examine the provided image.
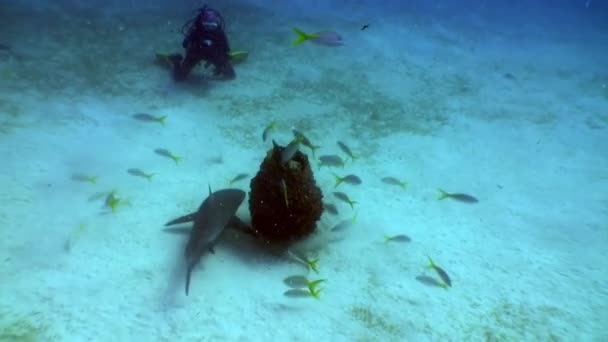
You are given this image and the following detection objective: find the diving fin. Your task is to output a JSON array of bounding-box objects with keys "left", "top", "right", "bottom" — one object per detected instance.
[{"left": 228, "top": 50, "right": 248, "bottom": 64}]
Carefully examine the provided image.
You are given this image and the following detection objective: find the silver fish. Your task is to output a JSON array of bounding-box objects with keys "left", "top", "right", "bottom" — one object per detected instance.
[
  {"left": 428, "top": 257, "right": 452, "bottom": 287},
  {"left": 262, "top": 122, "right": 276, "bottom": 142},
  {"left": 333, "top": 174, "right": 362, "bottom": 187},
  {"left": 385, "top": 234, "right": 411, "bottom": 243},
  {"left": 132, "top": 113, "right": 166, "bottom": 125},
  {"left": 312, "top": 31, "right": 343, "bottom": 46},
  {"left": 333, "top": 191, "right": 357, "bottom": 209},
  {"left": 318, "top": 155, "right": 344, "bottom": 168},
  {"left": 336, "top": 141, "right": 357, "bottom": 161},
  {"left": 228, "top": 173, "right": 248, "bottom": 185},
  {"left": 127, "top": 168, "right": 154, "bottom": 181},
  {"left": 438, "top": 189, "right": 478, "bottom": 203},
  {"left": 292, "top": 129, "right": 320, "bottom": 157},
  {"left": 279, "top": 139, "right": 301, "bottom": 164},
  {"left": 381, "top": 177, "right": 407, "bottom": 189},
  {"left": 283, "top": 275, "right": 309, "bottom": 288},
  {"left": 71, "top": 173, "right": 97, "bottom": 184}
]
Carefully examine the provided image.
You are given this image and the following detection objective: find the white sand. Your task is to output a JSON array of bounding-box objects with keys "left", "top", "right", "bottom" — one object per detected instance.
[{"left": 1, "top": 2, "right": 607, "bottom": 341}]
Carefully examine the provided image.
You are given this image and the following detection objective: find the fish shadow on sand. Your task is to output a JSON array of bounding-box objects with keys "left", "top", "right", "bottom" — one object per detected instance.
[{"left": 416, "top": 275, "right": 445, "bottom": 288}]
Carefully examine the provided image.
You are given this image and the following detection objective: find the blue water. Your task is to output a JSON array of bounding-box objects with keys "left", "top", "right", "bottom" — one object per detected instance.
[{"left": 1, "top": 0, "right": 606, "bottom": 341}]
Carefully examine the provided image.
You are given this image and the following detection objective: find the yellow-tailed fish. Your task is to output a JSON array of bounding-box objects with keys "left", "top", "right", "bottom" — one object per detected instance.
[
  {"left": 381, "top": 177, "right": 408, "bottom": 190},
  {"left": 133, "top": 113, "right": 167, "bottom": 126},
  {"left": 337, "top": 141, "right": 358, "bottom": 162},
  {"left": 228, "top": 173, "right": 249, "bottom": 185},
  {"left": 127, "top": 168, "right": 154, "bottom": 181},
  {"left": 332, "top": 191, "right": 357, "bottom": 209},
  {"left": 292, "top": 129, "right": 320, "bottom": 157},
  {"left": 333, "top": 173, "right": 362, "bottom": 187},
  {"left": 292, "top": 28, "right": 343, "bottom": 47},
  {"left": 154, "top": 148, "right": 181, "bottom": 164},
  {"left": 427, "top": 256, "right": 452, "bottom": 288},
  {"left": 262, "top": 121, "right": 276, "bottom": 142},
  {"left": 384, "top": 234, "right": 411, "bottom": 243},
  {"left": 438, "top": 189, "right": 478, "bottom": 203},
  {"left": 71, "top": 173, "right": 98, "bottom": 184}
]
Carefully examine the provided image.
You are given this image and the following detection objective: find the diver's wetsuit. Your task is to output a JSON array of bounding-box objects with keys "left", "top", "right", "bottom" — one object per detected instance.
[{"left": 171, "top": 6, "right": 235, "bottom": 81}]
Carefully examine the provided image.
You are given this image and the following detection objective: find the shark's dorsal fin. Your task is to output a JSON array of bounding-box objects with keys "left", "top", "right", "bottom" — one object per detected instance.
[{"left": 208, "top": 184, "right": 212, "bottom": 196}]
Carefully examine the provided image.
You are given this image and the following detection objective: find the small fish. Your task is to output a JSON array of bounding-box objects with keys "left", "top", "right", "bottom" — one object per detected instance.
[
  {"left": 88, "top": 191, "right": 112, "bottom": 202},
  {"left": 154, "top": 148, "right": 181, "bottom": 164},
  {"left": 262, "top": 121, "right": 276, "bottom": 142},
  {"left": 104, "top": 191, "right": 129, "bottom": 213},
  {"left": 318, "top": 155, "right": 345, "bottom": 168},
  {"left": 283, "top": 276, "right": 325, "bottom": 291},
  {"left": 333, "top": 192, "right": 357, "bottom": 209},
  {"left": 292, "top": 28, "right": 343, "bottom": 46},
  {"left": 503, "top": 72, "right": 516, "bottom": 80},
  {"left": 280, "top": 138, "right": 302, "bottom": 164},
  {"left": 361, "top": 24, "right": 369, "bottom": 30},
  {"left": 64, "top": 223, "right": 87, "bottom": 252},
  {"left": 132, "top": 113, "right": 167, "bottom": 125},
  {"left": 427, "top": 256, "right": 452, "bottom": 288},
  {"left": 292, "top": 129, "right": 320, "bottom": 157},
  {"left": 280, "top": 178, "right": 289, "bottom": 208},
  {"left": 127, "top": 168, "right": 154, "bottom": 181},
  {"left": 323, "top": 202, "right": 339, "bottom": 216},
  {"left": 337, "top": 141, "right": 358, "bottom": 162},
  {"left": 228, "top": 173, "right": 248, "bottom": 185},
  {"left": 287, "top": 250, "right": 320, "bottom": 274},
  {"left": 438, "top": 189, "right": 478, "bottom": 203},
  {"left": 206, "top": 156, "right": 223, "bottom": 165},
  {"left": 333, "top": 173, "right": 362, "bottom": 187},
  {"left": 71, "top": 173, "right": 97, "bottom": 184},
  {"left": 384, "top": 234, "right": 411, "bottom": 243},
  {"left": 381, "top": 177, "right": 408, "bottom": 190},
  {"left": 283, "top": 288, "right": 322, "bottom": 299},
  {"left": 330, "top": 219, "right": 352, "bottom": 233},
  {"left": 283, "top": 275, "right": 310, "bottom": 288}
]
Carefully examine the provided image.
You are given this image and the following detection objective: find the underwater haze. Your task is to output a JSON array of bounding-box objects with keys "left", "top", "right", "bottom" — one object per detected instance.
[{"left": 1, "top": 0, "right": 607, "bottom": 340}]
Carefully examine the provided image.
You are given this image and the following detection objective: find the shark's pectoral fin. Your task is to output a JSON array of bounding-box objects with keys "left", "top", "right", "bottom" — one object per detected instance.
[
  {"left": 165, "top": 212, "right": 197, "bottom": 226},
  {"left": 208, "top": 245, "right": 215, "bottom": 254},
  {"left": 161, "top": 227, "right": 192, "bottom": 235}
]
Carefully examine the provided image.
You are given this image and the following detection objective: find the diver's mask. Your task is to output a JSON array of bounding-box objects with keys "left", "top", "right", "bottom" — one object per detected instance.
[{"left": 200, "top": 7, "right": 222, "bottom": 31}]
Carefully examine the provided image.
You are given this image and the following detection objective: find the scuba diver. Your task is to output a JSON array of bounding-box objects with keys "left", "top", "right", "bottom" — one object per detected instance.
[{"left": 168, "top": 5, "right": 235, "bottom": 81}]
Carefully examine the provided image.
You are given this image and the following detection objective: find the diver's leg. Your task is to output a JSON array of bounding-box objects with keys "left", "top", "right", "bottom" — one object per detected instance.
[{"left": 173, "top": 51, "right": 201, "bottom": 81}]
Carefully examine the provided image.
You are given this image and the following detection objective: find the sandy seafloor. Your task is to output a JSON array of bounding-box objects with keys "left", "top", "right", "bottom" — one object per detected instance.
[{"left": 1, "top": 1, "right": 607, "bottom": 341}]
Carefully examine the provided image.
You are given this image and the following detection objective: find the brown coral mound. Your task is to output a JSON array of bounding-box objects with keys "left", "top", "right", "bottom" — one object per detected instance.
[{"left": 248, "top": 142, "right": 323, "bottom": 247}]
